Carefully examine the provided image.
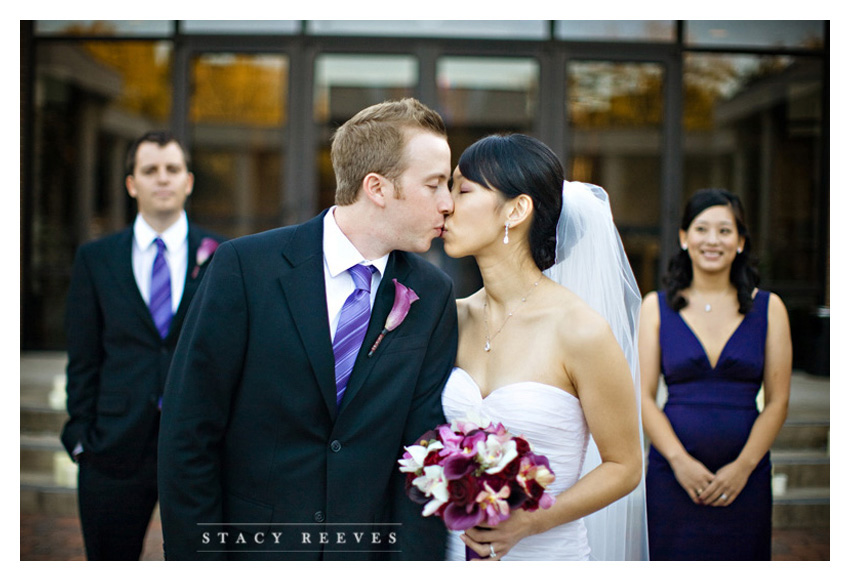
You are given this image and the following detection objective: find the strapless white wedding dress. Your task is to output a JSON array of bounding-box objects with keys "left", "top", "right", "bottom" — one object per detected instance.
[{"left": 441, "top": 367, "right": 591, "bottom": 561}]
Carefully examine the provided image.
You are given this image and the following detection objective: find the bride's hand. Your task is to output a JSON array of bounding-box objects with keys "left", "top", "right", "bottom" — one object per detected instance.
[
  {"left": 461, "top": 510, "right": 538, "bottom": 560},
  {"left": 669, "top": 453, "right": 716, "bottom": 505}
]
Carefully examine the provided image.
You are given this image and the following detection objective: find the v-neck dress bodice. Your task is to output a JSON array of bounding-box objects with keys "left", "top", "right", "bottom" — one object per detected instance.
[
  {"left": 646, "top": 290, "right": 772, "bottom": 560},
  {"left": 441, "top": 367, "right": 591, "bottom": 561}
]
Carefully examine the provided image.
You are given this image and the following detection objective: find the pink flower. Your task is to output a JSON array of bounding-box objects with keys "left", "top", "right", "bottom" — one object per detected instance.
[
  {"left": 191, "top": 237, "right": 219, "bottom": 279},
  {"left": 475, "top": 482, "right": 512, "bottom": 526},
  {"left": 367, "top": 279, "right": 419, "bottom": 357}
]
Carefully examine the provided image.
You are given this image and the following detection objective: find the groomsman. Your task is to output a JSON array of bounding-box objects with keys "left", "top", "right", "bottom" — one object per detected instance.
[
  {"left": 61, "top": 131, "right": 224, "bottom": 560},
  {"left": 158, "top": 98, "right": 458, "bottom": 560}
]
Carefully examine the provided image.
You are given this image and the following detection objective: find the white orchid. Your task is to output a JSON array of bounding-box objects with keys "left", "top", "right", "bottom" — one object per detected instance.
[
  {"left": 398, "top": 440, "right": 444, "bottom": 473},
  {"left": 412, "top": 465, "right": 449, "bottom": 516},
  {"left": 478, "top": 434, "right": 518, "bottom": 474}
]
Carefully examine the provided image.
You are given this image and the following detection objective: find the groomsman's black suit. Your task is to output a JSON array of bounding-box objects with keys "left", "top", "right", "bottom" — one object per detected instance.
[
  {"left": 158, "top": 210, "right": 457, "bottom": 560},
  {"left": 61, "top": 223, "right": 224, "bottom": 559}
]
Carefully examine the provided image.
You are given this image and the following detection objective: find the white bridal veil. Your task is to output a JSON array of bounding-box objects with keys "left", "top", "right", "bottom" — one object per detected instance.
[{"left": 543, "top": 181, "right": 649, "bottom": 561}]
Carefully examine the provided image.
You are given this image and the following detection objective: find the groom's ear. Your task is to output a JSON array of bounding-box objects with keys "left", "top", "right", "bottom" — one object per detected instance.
[
  {"left": 507, "top": 194, "right": 534, "bottom": 226},
  {"left": 362, "top": 172, "right": 391, "bottom": 208}
]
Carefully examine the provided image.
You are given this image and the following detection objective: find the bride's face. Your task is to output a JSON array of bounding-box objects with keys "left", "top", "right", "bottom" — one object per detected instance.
[{"left": 442, "top": 166, "right": 506, "bottom": 259}]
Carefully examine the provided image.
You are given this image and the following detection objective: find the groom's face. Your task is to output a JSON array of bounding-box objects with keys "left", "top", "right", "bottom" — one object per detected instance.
[{"left": 382, "top": 129, "right": 453, "bottom": 253}]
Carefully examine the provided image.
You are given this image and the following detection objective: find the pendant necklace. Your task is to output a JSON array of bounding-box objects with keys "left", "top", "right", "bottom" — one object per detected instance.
[
  {"left": 694, "top": 288, "right": 734, "bottom": 313},
  {"left": 483, "top": 273, "right": 544, "bottom": 352}
]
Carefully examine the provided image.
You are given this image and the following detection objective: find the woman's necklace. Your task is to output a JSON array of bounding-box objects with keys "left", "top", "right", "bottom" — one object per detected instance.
[
  {"left": 483, "top": 274, "right": 544, "bottom": 352},
  {"left": 691, "top": 287, "right": 735, "bottom": 313}
]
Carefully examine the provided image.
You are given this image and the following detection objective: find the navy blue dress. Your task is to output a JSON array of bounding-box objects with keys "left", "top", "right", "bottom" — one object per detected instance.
[{"left": 646, "top": 291, "right": 772, "bottom": 560}]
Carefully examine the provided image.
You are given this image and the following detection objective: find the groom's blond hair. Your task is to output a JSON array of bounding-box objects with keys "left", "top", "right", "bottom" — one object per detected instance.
[{"left": 331, "top": 98, "right": 447, "bottom": 205}]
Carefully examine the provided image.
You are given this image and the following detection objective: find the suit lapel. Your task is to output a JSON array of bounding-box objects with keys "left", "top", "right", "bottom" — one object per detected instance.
[
  {"left": 107, "top": 228, "right": 162, "bottom": 338},
  {"left": 278, "top": 213, "right": 338, "bottom": 419},
  {"left": 337, "top": 250, "right": 413, "bottom": 415}
]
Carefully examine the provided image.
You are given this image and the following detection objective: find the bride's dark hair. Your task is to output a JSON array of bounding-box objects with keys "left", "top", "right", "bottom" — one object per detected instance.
[
  {"left": 458, "top": 134, "right": 564, "bottom": 271},
  {"left": 663, "top": 188, "right": 760, "bottom": 314}
]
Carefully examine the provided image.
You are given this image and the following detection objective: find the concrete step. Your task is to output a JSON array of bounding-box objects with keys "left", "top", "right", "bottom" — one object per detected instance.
[
  {"left": 20, "top": 433, "right": 68, "bottom": 473},
  {"left": 21, "top": 405, "right": 67, "bottom": 434},
  {"left": 21, "top": 470, "right": 78, "bottom": 517},
  {"left": 773, "top": 421, "right": 829, "bottom": 451},
  {"left": 771, "top": 449, "right": 829, "bottom": 488},
  {"left": 772, "top": 487, "right": 829, "bottom": 528}
]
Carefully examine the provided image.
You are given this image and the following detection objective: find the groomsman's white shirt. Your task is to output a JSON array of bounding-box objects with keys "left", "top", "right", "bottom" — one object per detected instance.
[{"left": 132, "top": 211, "right": 189, "bottom": 314}]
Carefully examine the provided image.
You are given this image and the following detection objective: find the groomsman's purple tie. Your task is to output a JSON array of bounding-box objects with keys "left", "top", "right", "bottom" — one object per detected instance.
[
  {"left": 149, "top": 238, "right": 172, "bottom": 339},
  {"left": 333, "top": 264, "right": 376, "bottom": 407}
]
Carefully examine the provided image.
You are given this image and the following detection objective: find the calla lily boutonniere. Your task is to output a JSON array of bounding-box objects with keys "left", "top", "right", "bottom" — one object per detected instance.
[
  {"left": 191, "top": 237, "right": 219, "bottom": 279},
  {"left": 367, "top": 279, "right": 419, "bottom": 357}
]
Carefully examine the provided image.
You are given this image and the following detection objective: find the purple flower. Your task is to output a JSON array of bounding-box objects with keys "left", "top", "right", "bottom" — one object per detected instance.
[
  {"left": 191, "top": 237, "right": 219, "bottom": 279},
  {"left": 367, "top": 279, "right": 419, "bottom": 357}
]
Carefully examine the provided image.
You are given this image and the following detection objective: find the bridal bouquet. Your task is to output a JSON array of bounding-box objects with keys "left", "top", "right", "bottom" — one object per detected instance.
[{"left": 398, "top": 414, "right": 556, "bottom": 531}]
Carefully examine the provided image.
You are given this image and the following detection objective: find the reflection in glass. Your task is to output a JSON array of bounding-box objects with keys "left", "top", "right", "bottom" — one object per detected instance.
[
  {"left": 556, "top": 20, "right": 675, "bottom": 42},
  {"left": 314, "top": 54, "right": 417, "bottom": 210},
  {"left": 437, "top": 57, "right": 540, "bottom": 297},
  {"left": 684, "top": 21, "right": 825, "bottom": 50},
  {"left": 308, "top": 20, "right": 547, "bottom": 39},
  {"left": 568, "top": 61, "right": 665, "bottom": 293},
  {"left": 35, "top": 20, "right": 174, "bottom": 36},
  {"left": 181, "top": 20, "right": 299, "bottom": 34},
  {"left": 189, "top": 53, "right": 289, "bottom": 238},
  {"left": 682, "top": 53, "right": 823, "bottom": 294},
  {"left": 28, "top": 41, "right": 173, "bottom": 348}
]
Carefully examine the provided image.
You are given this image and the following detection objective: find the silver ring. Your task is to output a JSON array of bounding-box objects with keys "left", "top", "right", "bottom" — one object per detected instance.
[
  {"left": 721, "top": 493, "right": 728, "bottom": 500},
  {"left": 489, "top": 544, "right": 497, "bottom": 559}
]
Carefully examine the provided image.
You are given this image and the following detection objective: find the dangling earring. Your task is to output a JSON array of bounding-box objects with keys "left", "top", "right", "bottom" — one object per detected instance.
[{"left": 503, "top": 222, "right": 510, "bottom": 244}]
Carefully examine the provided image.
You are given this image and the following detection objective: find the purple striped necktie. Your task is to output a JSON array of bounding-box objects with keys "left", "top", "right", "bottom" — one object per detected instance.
[
  {"left": 149, "top": 238, "right": 172, "bottom": 339},
  {"left": 333, "top": 264, "right": 376, "bottom": 407}
]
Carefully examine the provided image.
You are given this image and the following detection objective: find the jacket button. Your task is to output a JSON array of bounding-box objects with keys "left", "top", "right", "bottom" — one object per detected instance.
[
  {"left": 313, "top": 511, "right": 325, "bottom": 523},
  {"left": 330, "top": 440, "right": 342, "bottom": 453}
]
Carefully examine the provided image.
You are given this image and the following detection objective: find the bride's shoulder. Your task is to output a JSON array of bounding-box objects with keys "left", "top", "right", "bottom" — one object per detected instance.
[
  {"left": 456, "top": 288, "right": 485, "bottom": 325},
  {"left": 546, "top": 287, "right": 615, "bottom": 347}
]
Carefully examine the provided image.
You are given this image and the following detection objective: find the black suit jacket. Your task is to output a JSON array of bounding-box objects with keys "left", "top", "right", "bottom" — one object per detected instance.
[
  {"left": 61, "top": 223, "right": 225, "bottom": 473},
  {"left": 157, "top": 211, "right": 457, "bottom": 560}
]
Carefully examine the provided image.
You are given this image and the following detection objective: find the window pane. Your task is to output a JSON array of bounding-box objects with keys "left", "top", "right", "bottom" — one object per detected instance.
[
  {"left": 314, "top": 54, "right": 417, "bottom": 210},
  {"left": 308, "top": 20, "right": 548, "bottom": 39},
  {"left": 556, "top": 20, "right": 675, "bottom": 42},
  {"left": 683, "top": 53, "right": 823, "bottom": 311},
  {"left": 568, "top": 61, "right": 665, "bottom": 294},
  {"left": 437, "top": 56, "right": 540, "bottom": 296},
  {"left": 189, "top": 53, "right": 289, "bottom": 238},
  {"left": 181, "top": 20, "right": 300, "bottom": 34},
  {"left": 35, "top": 20, "right": 174, "bottom": 36},
  {"left": 684, "top": 21, "right": 825, "bottom": 50},
  {"left": 27, "top": 41, "right": 173, "bottom": 348}
]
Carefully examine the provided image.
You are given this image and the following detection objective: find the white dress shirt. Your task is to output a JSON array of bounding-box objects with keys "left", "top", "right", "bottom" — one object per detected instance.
[
  {"left": 323, "top": 207, "right": 389, "bottom": 341},
  {"left": 132, "top": 212, "right": 189, "bottom": 314}
]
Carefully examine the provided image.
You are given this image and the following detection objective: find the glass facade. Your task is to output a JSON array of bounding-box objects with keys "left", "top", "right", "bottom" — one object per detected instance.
[
  {"left": 22, "top": 21, "right": 829, "bottom": 364},
  {"left": 567, "top": 60, "right": 665, "bottom": 294}
]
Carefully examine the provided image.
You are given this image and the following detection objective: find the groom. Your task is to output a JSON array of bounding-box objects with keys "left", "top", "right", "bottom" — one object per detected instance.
[{"left": 157, "top": 98, "right": 457, "bottom": 560}]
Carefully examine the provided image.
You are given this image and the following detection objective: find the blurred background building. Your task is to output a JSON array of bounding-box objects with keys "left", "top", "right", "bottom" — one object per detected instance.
[{"left": 19, "top": 20, "right": 829, "bottom": 375}]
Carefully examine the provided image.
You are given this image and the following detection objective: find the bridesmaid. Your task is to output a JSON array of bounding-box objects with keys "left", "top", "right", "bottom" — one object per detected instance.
[{"left": 638, "top": 189, "right": 792, "bottom": 560}]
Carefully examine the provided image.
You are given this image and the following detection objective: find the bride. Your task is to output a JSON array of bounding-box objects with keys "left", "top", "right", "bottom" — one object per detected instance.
[{"left": 440, "top": 134, "right": 647, "bottom": 560}]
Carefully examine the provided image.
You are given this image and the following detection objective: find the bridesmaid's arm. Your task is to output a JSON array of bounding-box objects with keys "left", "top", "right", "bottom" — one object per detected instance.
[
  {"left": 638, "top": 293, "right": 715, "bottom": 504},
  {"left": 699, "top": 292, "right": 791, "bottom": 507}
]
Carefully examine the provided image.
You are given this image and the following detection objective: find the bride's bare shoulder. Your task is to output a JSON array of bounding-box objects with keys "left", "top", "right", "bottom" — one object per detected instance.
[
  {"left": 456, "top": 288, "right": 485, "bottom": 326},
  {"left": 545, "top": 285, "right": 614, "bottom": 347}
]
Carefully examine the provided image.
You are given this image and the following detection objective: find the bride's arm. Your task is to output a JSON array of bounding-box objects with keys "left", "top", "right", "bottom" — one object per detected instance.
[
  {"left": 463, "top": 308, "right": 642, "bottom": 559},
  {"left": 638, "top": 293, "right": 715, "bottom": 503}
]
